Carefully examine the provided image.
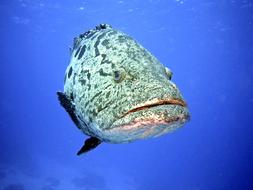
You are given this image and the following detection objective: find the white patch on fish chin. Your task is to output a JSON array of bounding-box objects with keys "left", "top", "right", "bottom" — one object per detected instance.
[{"left": 102, "top": 113, "right": 189, "bottom": 143}]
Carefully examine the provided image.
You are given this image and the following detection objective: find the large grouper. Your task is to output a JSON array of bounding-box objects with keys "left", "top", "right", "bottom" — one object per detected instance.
[{"left": 57, "top": 24, "right": 190, "bottom": 155}]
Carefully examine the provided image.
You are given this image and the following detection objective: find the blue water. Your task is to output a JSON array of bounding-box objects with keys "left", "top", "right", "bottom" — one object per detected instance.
[{"left": 1, "top": 0, "right": 253, "bottom": 189}]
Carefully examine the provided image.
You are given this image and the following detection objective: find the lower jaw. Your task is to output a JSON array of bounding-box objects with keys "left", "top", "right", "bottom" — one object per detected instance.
[{"left": 101, "top": 112, "right": 190, "bottom": 143}]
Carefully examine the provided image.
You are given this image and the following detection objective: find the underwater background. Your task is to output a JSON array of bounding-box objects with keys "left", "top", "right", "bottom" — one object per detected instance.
[{"left": 1, "top": 0, "right": 253, "bottom": 189}]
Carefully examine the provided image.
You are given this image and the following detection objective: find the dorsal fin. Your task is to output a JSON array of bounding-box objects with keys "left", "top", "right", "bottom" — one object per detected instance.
[
  {"left": 95, "top": 23, "right": 112, "bottom": 30},
  {"left": 72, "top": 24, "right": 112, "bottom": 51}
]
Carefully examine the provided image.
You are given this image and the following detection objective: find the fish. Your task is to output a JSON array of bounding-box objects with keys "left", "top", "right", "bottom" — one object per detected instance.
[{"left": 57, "top": 24, "right": 190, "bottom": 155}]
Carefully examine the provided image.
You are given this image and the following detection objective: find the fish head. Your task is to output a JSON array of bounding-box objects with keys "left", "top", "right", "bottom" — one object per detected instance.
[{"left": 107, "top": 59, "right": 188, "bottom": 142}]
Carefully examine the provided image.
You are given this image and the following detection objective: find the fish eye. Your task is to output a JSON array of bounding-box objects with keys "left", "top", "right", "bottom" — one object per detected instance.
[
  {"left": 165, "top": 67, "right": 173, "bottom": 80},
  {"left": 113, "top": 69, "right": 125, "bottom": 82}
]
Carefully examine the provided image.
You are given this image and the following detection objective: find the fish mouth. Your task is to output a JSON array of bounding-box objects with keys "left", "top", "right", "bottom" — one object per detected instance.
[
  {"left": 120, "top": 98, "right": 187, "bottom": 119},
  {"left": 102, "top": 98, "right": 189, "bottom": 143}
]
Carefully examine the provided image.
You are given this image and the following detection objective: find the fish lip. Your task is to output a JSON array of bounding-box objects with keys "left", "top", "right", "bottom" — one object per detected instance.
[
  {"left": 120, "top": 98, "right": 187, "bottom": 119},
  {"left": 105, "top": 109, "right": 190, "bottom": 138}
]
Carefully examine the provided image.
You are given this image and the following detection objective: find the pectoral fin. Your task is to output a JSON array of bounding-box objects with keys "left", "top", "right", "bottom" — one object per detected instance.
[
  {"left": 77, "top": 137, "right": 102, "bottom": 155},
  {"left": 57, "top": 91, "right": 82, "bottom": 129}
]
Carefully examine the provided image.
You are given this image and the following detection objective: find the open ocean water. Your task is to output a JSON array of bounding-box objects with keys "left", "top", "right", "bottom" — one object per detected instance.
[{"left": 1, "top": 0, "right": 253, "bottom": 190}]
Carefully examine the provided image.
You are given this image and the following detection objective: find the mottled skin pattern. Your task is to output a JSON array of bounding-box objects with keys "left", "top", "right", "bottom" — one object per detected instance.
[{"left": 63, "top": 24, "right": 190, "bottom": 143}]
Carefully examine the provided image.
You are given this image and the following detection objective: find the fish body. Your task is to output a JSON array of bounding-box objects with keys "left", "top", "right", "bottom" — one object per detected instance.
[{"left": 57, "top": 24, "right": 190, "bottom": 154}]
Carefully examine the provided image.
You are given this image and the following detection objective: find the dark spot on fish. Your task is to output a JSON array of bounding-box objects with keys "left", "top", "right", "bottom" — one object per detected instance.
[
  {"left": 73, "top": 74, "right": 76, "bottom": 85},
  {"left": 75, "top": 46, "right": 81, "bottom": 57},
  {"left": 91, "top": 109, "right": 98, "bottom": 117},
  {"left": 94, "top": 31, "right": 110, "bottom": 57},
  {"left": 97, "top": 105, "right": 103, "bottom": 113},
  {"left": 94, "top": 44, "right": 100, "bottom": 57},
  {"left": 79, "top": 79, "right": 86, "bottom": 86},
  {"left": 94, "top": 84, "right": 98, "bottom": 89},
  {"left": 78, "top": 45, "right": 86, "bottom": 60},
  {"left": 96, "top": 100, "right": 114, "bottom": 118},
  {"left": 90, "top": 91, "right": 102, "bottom": 102},
  {"left": 101, "top": 39, "right": 110, "bottom": 49},
  {"left": 87, "top": 84, "right": 91, "bottom": 90},
  {"left": 104, "top": 84, "right": 112, "bottom": 90},
  {"left": 87, "top": 72, "right": 91, "bottom": 80},
  {"left": 100, "top": 54, "right": 107, "bottom": 64},
  {"left": 84, "top": 101, "right": 89, "bottom": 108},
  {"left": 68, "top": 67, "right": 73, "bottom": 78},
  {"left": 99, "top": 68, "right": 111, "bottom": 77},
  {"left": 111, "top": 63, "right": 115, "bottom": 69},
  {"left": 81, "top": 69, "right": 89, "bottom": 74},
  {"left": 98, "top": 98, "right": 103, "bottom": 103},
  {"left": 118, "top": 35, "right": 126, "bottom": 43},
  {"left": 106, "top": 91, "right": 110, "bottom": 98},
  {"left": 130, "top": 51, "right": 140, "bottom": 63},
  {"left": 101, "top": 60, "right": 111, "bottom": 65}
]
